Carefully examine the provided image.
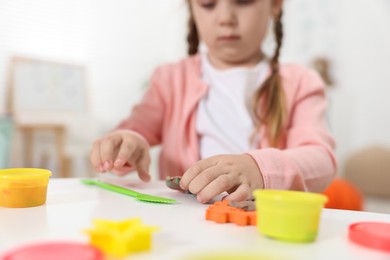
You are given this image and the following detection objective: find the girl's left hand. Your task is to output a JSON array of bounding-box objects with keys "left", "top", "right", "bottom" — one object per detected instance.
[{"left": 179, "top": 154, "right": 264, "bottom": 203}]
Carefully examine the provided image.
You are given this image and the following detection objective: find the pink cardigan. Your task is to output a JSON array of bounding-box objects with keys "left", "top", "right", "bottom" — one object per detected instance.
[{"left": 117, "top": 55, "right": 337, "bottom": 192}]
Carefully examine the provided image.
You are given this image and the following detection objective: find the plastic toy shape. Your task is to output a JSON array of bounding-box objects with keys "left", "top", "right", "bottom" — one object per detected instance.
[
  {"left": 206, "top": 200, "right": 256, "bottom": 226},
  {"left": 84, "top": 218, "right": 159, "bottom": 257}
]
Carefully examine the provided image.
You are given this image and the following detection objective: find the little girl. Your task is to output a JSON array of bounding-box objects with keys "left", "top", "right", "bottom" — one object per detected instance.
[{"left": 90, "top": 0, "right": 337, "bottom": 203}]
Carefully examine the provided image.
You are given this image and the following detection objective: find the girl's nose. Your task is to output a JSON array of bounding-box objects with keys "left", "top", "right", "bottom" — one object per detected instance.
[{"left": 217, "top": 2, "right": 237, "bottom": 26}]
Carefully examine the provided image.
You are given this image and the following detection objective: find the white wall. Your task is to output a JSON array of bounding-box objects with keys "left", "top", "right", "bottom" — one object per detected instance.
[
  {"left": 0, "top": 0, "right": 91, "bottom": 115},
  {"left": 89, "top": 0, "right": 188, "bottom": 128},
  {"left": 281, "top": 0, "right": 390, "bottom": 170},
  {"left": 329, "top": 0, "right": 390, "bottom": 169}
]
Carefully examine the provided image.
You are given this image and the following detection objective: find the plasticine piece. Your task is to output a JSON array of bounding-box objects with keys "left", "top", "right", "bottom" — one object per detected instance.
[
  {"left": 84, "top": 218, "right": 159, "bottom": 257},
  {"left": 228, "top": 201, "right": 256, "bottom": 211},
  {"left": 165, "top": 176, "right": 193, "bottom": 194},
  {"left": 205, "top": 200, "right": 256, "bottom": 226}
]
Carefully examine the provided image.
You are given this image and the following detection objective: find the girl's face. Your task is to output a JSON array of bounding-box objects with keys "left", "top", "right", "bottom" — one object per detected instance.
[{"left": 190, "top": 0, "right": 282, "bottom": 69}]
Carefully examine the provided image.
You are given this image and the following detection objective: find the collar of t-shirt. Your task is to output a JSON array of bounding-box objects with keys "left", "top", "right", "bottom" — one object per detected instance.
[{"left": 196, "top": 52, "right": 269, "bottom": 158}]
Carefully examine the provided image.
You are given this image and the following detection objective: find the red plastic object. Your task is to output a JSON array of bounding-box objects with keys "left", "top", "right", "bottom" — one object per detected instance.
[
  {"left": 322, "top": 178, "right": 363, "bottom": 211},
  {"left": 1, "top": 242, "right": 104, "bottom": 260},
  {"left": 349, "top": 222, "right": 390, "bottom": 252},
  {"left": 205, "top": 200, "right": 256, "bottom": 226}
]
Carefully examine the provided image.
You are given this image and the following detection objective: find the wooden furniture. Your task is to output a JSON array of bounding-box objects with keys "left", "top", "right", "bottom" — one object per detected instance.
[{"left": 17, "top": 124, "right": 69, "bottom": 178}]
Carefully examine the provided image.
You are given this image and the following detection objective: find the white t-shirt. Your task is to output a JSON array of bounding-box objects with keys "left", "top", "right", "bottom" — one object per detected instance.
[{"left": 196, "top": 53, "right": 268, "bottom": 159}]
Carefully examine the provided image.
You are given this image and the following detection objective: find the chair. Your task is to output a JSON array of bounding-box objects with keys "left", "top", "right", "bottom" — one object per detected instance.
[{"left": 344, "top": 145, "right": 390, "bottom": 214}]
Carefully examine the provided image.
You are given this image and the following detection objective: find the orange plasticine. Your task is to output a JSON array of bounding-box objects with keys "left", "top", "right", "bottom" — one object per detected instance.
[{"left": 205, "top": 200, "right": 256, "bottom": 226}]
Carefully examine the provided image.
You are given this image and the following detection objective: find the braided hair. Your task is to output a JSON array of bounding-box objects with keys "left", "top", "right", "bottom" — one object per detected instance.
[
  {"left": 187, "top": 5, "right": 199, "bottom": 55},
  {"left": 252, "top": 10, "right": 286, "bottom": 147}
]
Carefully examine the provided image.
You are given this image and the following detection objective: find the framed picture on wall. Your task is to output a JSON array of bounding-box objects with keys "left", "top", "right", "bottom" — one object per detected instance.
[{"left": 8, "top": 57, "right": 88, "bottom": 124}]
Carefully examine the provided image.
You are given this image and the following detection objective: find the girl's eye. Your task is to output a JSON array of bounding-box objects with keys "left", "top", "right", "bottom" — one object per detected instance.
[
  {"left": 236, "top": 0, "right": 254, "bottom": 5},
  {"left": 199, "top": 0, "right": 216, "bottom": 9}
]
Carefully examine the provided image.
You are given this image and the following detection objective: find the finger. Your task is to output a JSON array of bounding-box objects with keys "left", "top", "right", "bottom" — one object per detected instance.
[
  {"left": 90, "top": 140, "right": 104, "bottom": 172},
  {"left": 100, "top": 139, "right": 116, "bottom": 172},
  {"left": 126, "top": 145, "right": 142, "bottom": 166},
  {"left": 135, "top": 149, "right": 151, "bottom": 182},
  {"left": 111, "top": 165, "right": 133, "bottom": 176},
  {"left": 223, "top": 184, "right": 253, "bottom": 202},
  {"left": 180, "top": 158, "right": 218, "bottom": 190},
  {"left": 188, "top": 165, "right": 222, "bottom": 195},
  {"left": 197, "top": 174, "right": 238, "bottom": 203},
  {"left": 99, "top": 135, "right": 123, "bottom": 172},
  {"left": 113, "top": 140, "right": 137, "bottom": 169}
]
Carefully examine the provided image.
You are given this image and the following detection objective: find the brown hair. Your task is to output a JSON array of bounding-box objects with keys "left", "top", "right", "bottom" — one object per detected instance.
[
  {"left": 252, "top": 10, "right": 286, "bottom": 147},
  {"left": 187, "top": 4, "right": 199, "bottom": 55},
  {"left": 186, "top": 5, "right": 286, "bottom": 147}
]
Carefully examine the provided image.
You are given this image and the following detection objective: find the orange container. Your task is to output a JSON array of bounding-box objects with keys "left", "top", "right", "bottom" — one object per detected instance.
[{"left": 0, "top": 168, "right": 51, "bottom": 208}]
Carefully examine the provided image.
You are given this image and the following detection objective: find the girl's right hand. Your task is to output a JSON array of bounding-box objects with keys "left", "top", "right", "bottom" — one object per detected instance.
[{"left": 89, "top": 130, "right": 151, "bottom": 182}]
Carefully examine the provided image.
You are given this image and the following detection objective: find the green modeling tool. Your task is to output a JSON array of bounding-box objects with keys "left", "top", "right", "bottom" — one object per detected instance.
[{"left": 81, "top": 179, "right": 176, "bottom": 204}]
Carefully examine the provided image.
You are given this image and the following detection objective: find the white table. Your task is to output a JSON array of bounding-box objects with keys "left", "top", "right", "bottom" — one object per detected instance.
[{"left": 1, "top": 177, "right": 390, "bottom": 260}]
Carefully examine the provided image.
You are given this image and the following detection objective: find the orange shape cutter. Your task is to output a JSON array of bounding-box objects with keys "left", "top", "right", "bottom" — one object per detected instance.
[{"left": 205, "top": 200, "right": 256, "bottom": 226}]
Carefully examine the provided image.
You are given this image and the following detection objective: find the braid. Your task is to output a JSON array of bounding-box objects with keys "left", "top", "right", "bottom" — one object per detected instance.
[
  {"left": 252, "top": 10, "right": 286, "bottom": 147},
  {"left": 187, "top": 12, "right": 199, "bottom": 55},
  {"left": 271, "top": 10, "right": 283, "bottom": 72}
]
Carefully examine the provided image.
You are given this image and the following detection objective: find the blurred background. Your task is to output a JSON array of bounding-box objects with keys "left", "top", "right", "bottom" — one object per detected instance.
[{"left": 0, "top": 0, "right": 389, "bottom": 212}]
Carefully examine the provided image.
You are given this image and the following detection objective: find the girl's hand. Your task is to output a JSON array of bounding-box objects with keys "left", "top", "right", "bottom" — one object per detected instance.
[
  {"left": 179, "top": 154, "right": 264, "bottom": 203},
  {"left": 89, "top": 130, "right": 151, "bottom": 182}
]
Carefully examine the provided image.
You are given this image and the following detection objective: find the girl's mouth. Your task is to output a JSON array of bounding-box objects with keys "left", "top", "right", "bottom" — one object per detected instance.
[{"left": 217, "top": 35, "right": 241, "bottom": 41}]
